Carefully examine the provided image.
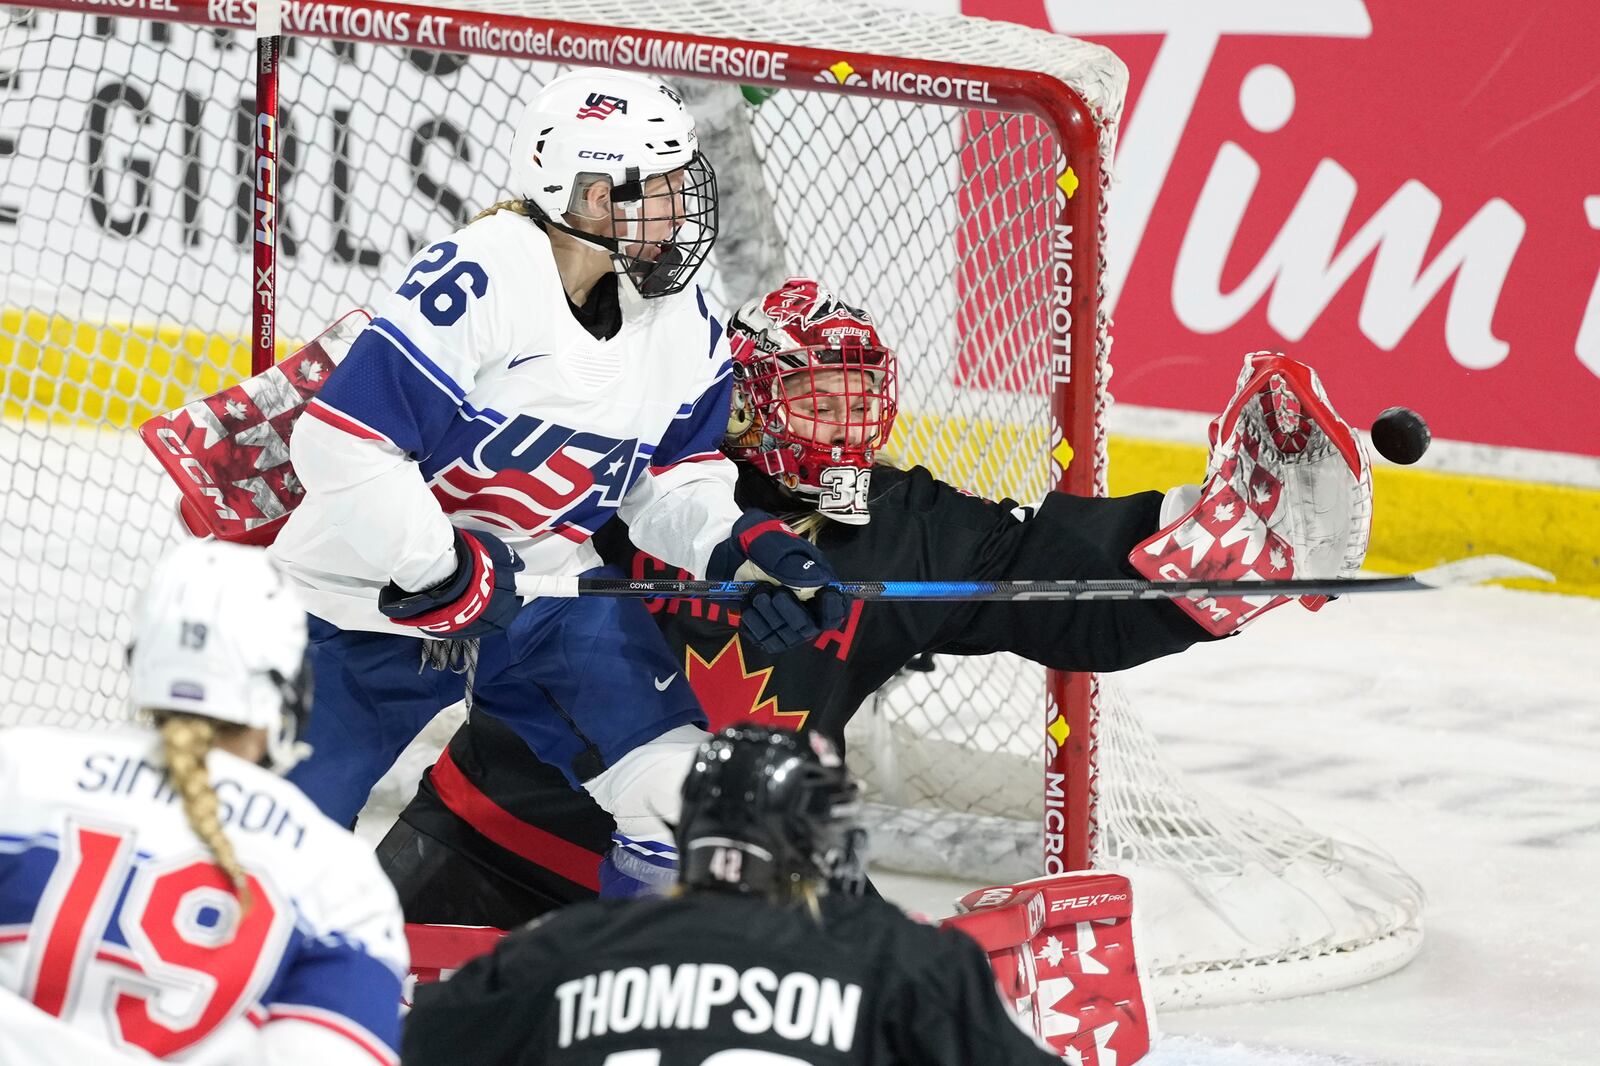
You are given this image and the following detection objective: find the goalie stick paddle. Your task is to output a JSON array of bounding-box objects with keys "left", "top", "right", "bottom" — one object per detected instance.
[{"left": 516, "top": 554, "right": 1553, "bottom": 603}]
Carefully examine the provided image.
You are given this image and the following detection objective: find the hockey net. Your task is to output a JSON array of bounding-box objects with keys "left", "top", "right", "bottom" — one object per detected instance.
[{"left": 0, "top": 0, "right": 1419, "bottom": 1007}]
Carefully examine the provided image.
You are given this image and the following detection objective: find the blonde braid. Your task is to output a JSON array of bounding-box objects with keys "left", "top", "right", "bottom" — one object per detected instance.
[
  {"left": 156, "top": 714, "right": 253, "bottom": 911},
  {"left": 470, "top": 199, "right": 535, "bottom": 224}
]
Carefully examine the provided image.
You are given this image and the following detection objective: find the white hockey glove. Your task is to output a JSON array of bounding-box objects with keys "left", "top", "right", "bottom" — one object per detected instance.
[{"left": 1129, "top": 351, "right": 1373, "bottom": 636}]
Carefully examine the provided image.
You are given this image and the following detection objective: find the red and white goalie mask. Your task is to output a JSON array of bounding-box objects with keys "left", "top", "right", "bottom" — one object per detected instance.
[{"left": 725, "top": 278, "right": 898, "bottom": 524}]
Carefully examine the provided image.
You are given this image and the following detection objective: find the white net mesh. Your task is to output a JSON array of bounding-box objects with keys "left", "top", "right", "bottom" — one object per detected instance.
[{"left": 0, "top": 0, "right": 1419, "bottom": 1005}]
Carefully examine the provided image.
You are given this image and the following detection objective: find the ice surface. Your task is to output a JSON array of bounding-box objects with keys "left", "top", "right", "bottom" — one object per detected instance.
[{"left": 881, "top": 585, "right": 1600, "bottom": 1065}]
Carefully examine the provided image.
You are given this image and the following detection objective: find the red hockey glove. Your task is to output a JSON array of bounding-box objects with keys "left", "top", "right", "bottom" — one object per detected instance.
[
  {"left": 379, "top": 527, "right": 524, "bottom": 638},
  {"left": 942, "top": 873, "right": 1154, "bottom": 1066},
  {"left": 706, "top": 510, "right": 850, "bottom": 653},
  {"left": 1128, "top": 351, "right": 1373, "bottom": 636}
]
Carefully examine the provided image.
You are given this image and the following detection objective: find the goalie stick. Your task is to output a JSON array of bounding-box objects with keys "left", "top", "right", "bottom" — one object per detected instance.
[{"left": 515, "top": 555, "right": 1551, "bottom": 603}]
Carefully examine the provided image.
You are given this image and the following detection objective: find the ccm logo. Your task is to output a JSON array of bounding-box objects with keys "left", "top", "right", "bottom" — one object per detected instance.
[
  {"left": 154, "top": 428, "right": 241, "bottom": 521},
  {"left": 420, "top": 540, "right": 495, "bottom": 633},
  {"left": 577, "top": 150, "right": 625, "bottom": 160},
  {"left": 1050, "top": 893, "right": 1128, "bottom": 911}
]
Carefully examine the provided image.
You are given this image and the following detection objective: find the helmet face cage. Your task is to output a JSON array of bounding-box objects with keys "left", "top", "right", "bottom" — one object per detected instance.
[
  {"left": 572, "top": 153, "right": 718, "bottom": 299},
  {"left": 677, "top": 726, "right": 867, "bottom": 901},
  {"left": 726, "top": 281, "right": 899, "bottom": 523}
]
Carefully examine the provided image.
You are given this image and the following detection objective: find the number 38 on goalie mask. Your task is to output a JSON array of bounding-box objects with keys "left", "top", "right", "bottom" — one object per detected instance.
[
  {"left": 509, "top": 68, "right": 717, "bottom": 299},
  {"left": 725, "top": 278, "right": 898, "bottom": 524}
]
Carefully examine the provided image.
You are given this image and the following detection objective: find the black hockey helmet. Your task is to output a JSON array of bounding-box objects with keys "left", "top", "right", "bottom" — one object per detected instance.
[{"left": 677, "top": 725, "right": 867, "bottom": 901}]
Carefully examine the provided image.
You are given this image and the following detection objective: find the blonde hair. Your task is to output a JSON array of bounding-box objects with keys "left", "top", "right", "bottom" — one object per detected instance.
[
  {"left": 470, "top": 198, "right": 535, "bottom": 224},
  {"left": 153, "top": 713, "right": 253, "bottom": 910},
  {"left": 471, "top": 176, "right": 609, "bottom": 226},
  {"left": 783, "top": 511, "right": 829, "bottom": 542},
  {"left": 670, "top": 875, "right": 826, "bottom": 923}
]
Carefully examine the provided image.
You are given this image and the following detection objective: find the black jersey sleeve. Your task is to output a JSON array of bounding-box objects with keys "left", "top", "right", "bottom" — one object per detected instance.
[
  {"left": 401, "top": 921, "right": 559, "bottom": 1066},
  {"left": 885, "top": 468, "right": 1220, "bottom": 672},
  {"left": 883, "top": 924, "right": 1061, "bottom": 1066}
]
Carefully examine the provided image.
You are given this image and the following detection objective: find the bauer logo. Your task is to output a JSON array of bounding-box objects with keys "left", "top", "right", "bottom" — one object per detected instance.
[{"left": 575, "top": 93, "right": 627, "bottom": 120}]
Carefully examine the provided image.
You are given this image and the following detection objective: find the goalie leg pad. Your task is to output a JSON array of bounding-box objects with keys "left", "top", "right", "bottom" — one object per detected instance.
[
  {"left": 943, "top": 872, "right": 1155, "bottom": 1065},
  {"left": 1130, "top": 351, "right": 1373, "bottom": 636}
]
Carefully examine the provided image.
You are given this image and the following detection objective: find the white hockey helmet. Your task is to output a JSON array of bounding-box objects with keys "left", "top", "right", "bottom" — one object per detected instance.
[
  {"left": 508, "top": 67, "right": 718, "bottom": 298},
  {"left": 128, "top": 539, "right": 312, "bottom": 774}
]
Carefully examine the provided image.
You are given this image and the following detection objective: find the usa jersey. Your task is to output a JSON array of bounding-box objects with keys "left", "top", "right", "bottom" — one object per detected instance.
[
  {"left": 269, "top": 211, "right": 741, "bottom": 633},
  {"left": 0, "top": 725, "right": 408, "bottom": 1066}
]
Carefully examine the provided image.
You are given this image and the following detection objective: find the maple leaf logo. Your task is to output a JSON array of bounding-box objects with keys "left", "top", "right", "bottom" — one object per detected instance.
[
  {"left": 1035, "top": 935, "right": 1066, "bottom": 967},
  {"left": 1211, "top": 500, "right": 1237, "bottom": 522},
  {"left": 297, "top": 359, "right": 325, "bottom": 384},
  {"left": 685, "top": 638, "right": 809, "bottom": 733},
  {"left": 224, "top": 398, "right": 249, "bottom": 421}
]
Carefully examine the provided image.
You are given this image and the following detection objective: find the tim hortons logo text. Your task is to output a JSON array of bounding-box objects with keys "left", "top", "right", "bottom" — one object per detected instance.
[{"left": 1061, "top": 0, "right": 1600, "bottom": 457}]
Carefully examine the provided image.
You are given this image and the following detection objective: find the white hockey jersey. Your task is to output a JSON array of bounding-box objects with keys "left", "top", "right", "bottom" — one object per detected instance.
[
  {"left": 269, "top": 211, "right": 742, "bottom": 633},
  {"left": 0, "top": 725, "right": 408, "bottom": 1066}
]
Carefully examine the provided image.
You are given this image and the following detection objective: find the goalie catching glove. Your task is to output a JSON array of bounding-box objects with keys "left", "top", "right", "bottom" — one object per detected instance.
[
  {"left": 707, "top": 510, "right": 851, "bottom": 653},
  {"left": 1130, "top": 351, "right": 1373, "bottom": 637},
  {"left": 378, "top": 527, "right": 524, "bottom": 638}
]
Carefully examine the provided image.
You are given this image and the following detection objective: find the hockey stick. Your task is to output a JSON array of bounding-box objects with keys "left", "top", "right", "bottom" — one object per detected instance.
[
  {"left": 251, "top": 0, "right": 281, "bottom": 376},
  {"left": 515, "top": 555, "right": 1551, "bottom": 603}
]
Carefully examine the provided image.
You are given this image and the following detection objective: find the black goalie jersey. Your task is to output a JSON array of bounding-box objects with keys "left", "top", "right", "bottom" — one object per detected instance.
[
  {"left": 401, "top": 891, "right": 1062, "bottom": 1066},
  {"left": 379, "top": 464, "right": 1214, "bottom": 924}
]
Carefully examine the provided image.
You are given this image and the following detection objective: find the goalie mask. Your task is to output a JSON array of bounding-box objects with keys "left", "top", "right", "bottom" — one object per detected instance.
[
  {"left": 510, "top": 68, "right": 718, "bottom": 299},
  {"left": 128, "top": 540, "right": 313, "bottom": 774},
  {"left": 677, "top": 725, "right": 868, "bottom": 902},
  {"left": 725, "top": 278, "right": 898, "bottom": 524}
]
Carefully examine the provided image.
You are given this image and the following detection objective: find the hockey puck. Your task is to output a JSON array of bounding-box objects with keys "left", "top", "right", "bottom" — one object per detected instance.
[{"left": 1370, "top": 407, "right": 1431, "bottom": 465}]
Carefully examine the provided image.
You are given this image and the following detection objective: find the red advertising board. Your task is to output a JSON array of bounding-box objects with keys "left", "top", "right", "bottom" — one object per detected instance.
[{"left": 974, "top": 0, "right": 1600, "bottom": 457}]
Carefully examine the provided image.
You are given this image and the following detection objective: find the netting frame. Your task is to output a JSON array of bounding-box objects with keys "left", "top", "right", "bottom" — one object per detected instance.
[
  {"left": 4, "top": 0, "right": 1118, "bottom": 874},
  {"left": 3, "top": 0, "right": 1430, "bottom": 1010}
]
